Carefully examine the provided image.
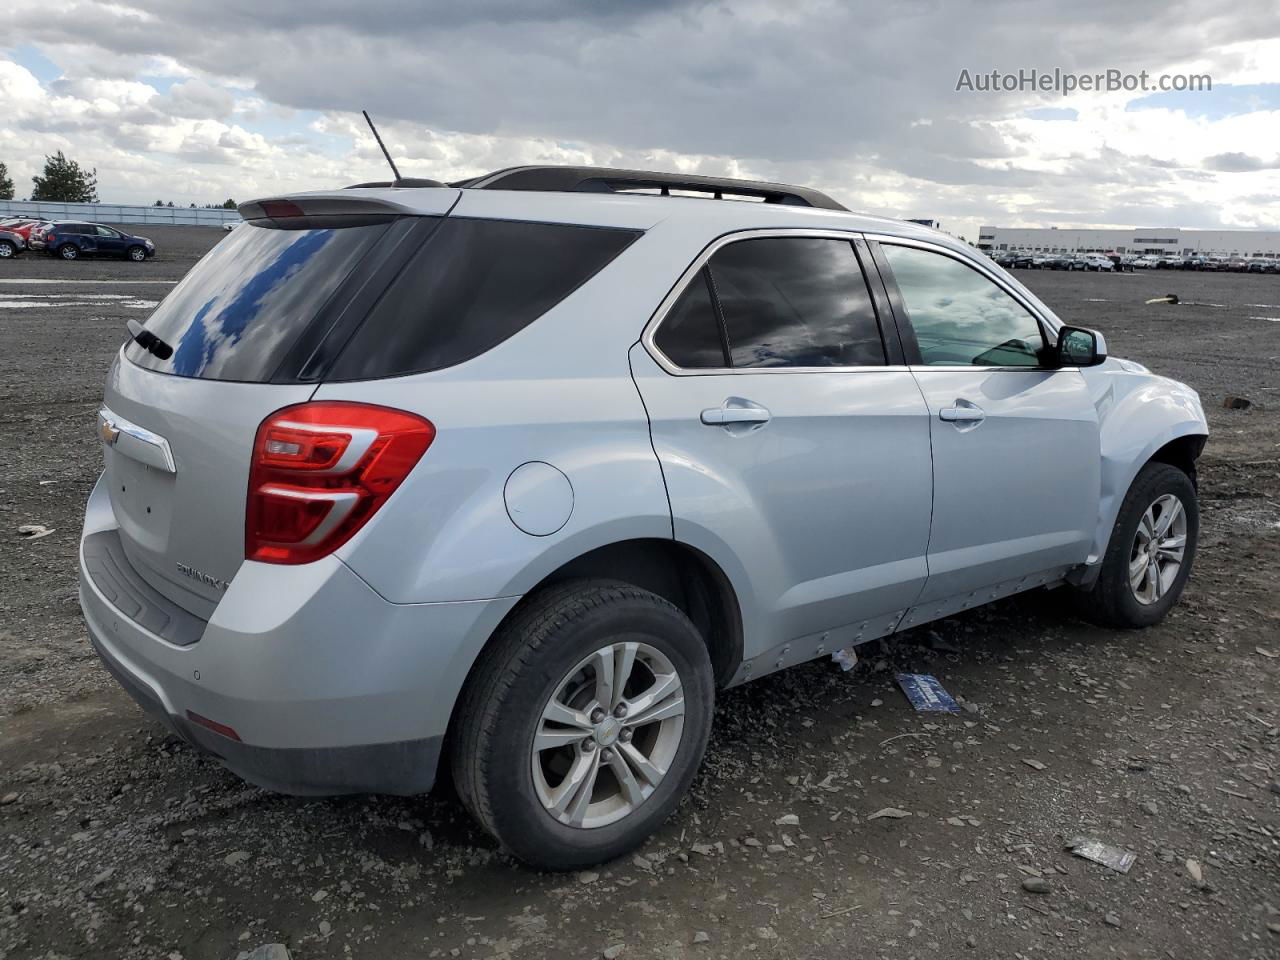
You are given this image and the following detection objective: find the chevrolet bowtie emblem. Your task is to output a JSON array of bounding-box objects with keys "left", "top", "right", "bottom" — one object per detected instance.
[{"left": 99, "top": 416, "right": 120, "bottom": 446}]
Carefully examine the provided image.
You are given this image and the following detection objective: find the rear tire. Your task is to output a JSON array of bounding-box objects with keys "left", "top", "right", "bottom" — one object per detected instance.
[
  {"left": 58, "top": 244, "right": 79, "bottom": 261},
  {"left": 451, "top": 579, "right": 714, "bottom": 870},
  {"left": 127, "top": 245, "right": 146, "bottom": 262},
  {"left": 0, "top": 240, "right": 15, "bottom": 258},
  {"left": 1076, "top": 462, "right": 1198, "bottom": 628}
]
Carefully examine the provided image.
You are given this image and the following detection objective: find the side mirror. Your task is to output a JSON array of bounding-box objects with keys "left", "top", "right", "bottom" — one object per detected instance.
[{"left": 1056, "top": 326, "right": 1107, "bottom": 367}]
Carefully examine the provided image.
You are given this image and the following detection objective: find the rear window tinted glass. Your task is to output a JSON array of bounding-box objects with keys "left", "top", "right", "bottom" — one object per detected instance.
[
  {"left": 653, "top": 269, "right": 727, "bottom": 368},
  {"left": 127, "top": 221, "right": 389, "bottom": 380},
  {"left": 708, "top": 238, "right": 885, "bottom": 368},
  {"left": 327, "top": 218, "right": 639, "bottom": 380}
]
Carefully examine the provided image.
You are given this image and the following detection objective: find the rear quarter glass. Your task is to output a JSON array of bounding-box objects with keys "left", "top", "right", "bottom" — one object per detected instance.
[
  {"left": 323, "top": 218, "right": 640, "bottom": 381},
  {"left": 126, "top": 220, "right": 391, "bottom": 381}
]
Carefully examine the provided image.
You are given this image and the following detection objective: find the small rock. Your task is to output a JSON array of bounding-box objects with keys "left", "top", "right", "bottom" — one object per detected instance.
[
  {"left": 224, "top": 850, "right": 251, "bottom": 867},
  {"left": 693, "top": 931, "right": 711, "bottom": 944},
  {"left": 870, "top": 699, "right": 883, "bottom": 707},
  {"left": 0, "top": 792, "right": 18, "bottom": 806},
  {"left": 312, "top": 889, "right": 328, "bottom": 903},
  {"left": 17, "top": 523, "right": 54, "bottom": 540},
  {"left": 1021, "top": 877, "right": 1051, "bottom": 895},
  {"left": 965, "top": 935, "right": 977, "bottom": 948},
  {"left": 602, "top": 944, "right": 625, "bottom": 959},
  {"left": 1141, "top": 801, "right": 1158, "bottom": 816},
  {"left": 318, "top": 920, "right": 332, "bottom": 937},
  {"left": 240, "top": 947, "right": 291, "bottom": 960},
  {"left": 868, "top": 807, "right": 911, "bottom": 820},
  {"left": 1022, "top": 759, "right": 1047, "bottom": 771},
  {"left": 88, "top": 868, "right": 114, "bottom": 889},
  {"left": 742, "top": 837, "right": 762, "bottom": 847},
  {"left": 578, "top": 871, "right": 599, "bottom": 885},
  {"left": 774, "top": 813, "right": 800, "bottom": 826},
  {"left": 1104, "top": 913, "right": 1122, "bottom": 928},
  {"left": 1186, "top": 859, "right": 1204, "bottom": 888}
]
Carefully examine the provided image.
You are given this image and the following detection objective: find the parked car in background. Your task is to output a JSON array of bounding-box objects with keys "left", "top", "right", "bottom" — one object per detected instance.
[
  {"left": 0, "top": 226, "right": 27, "bottom": 258},
  {"left": 1009, "top": 253, "right": 1035, "bottom": 269},
  {"left": 1083, "top": 256, "right": 1114, "bottom": 272},
  {"left": 1247, "top": 259, "right": 1278, "bottom": 274},
  {"left": 31, "top": 221, "right": 156, "bottom": 261},
  {"left": 1134, "top": 255, "right": 1161, "bottom": 269},
  {"left": 80, "top": 166, "right": 1209, "bottom": 869},
  {"left": 1, "top": 218, "right": 51, "bottom": 243},
  {"left": 1225, "top": 258, "right": 1249, "bottom": 272}
]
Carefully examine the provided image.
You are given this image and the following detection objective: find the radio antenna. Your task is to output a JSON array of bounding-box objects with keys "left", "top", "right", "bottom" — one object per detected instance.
[{"left": 362, "top": 110, "right": 402, "bottom": 183}]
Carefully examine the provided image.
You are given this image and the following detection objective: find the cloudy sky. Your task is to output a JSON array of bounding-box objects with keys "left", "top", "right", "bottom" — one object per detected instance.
[{"left": 1, "top": 0, "right": 1277, "bottom": 241}]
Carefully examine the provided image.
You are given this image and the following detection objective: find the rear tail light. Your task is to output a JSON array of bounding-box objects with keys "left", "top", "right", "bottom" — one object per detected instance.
[{"left": 246, "top": 402, "right": 435, "bottom": 564}]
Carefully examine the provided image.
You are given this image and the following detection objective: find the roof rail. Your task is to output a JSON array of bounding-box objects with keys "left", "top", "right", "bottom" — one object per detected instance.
[{"left": 464, "top": 166, "right": 848, "bottom": 211}]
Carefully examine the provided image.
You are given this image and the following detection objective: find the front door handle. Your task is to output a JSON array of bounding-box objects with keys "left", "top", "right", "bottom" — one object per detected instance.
[
  {"left": 939, "top": 401, "right": 985, "bottom": 423},
  {"left": 701, "top": 400, "right": 772, "bottom": 427}
]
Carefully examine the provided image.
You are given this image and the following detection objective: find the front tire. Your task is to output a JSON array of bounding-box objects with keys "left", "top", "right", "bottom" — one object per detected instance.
[
  {"left": 1077, "top": 461, "right": 1199, "bottom": 627},
  {"left": 451, "top": 579, "right": 715, "bottom": 870},
  {"left": 127, "top": 245, "right": 146, "bottom": 262}
]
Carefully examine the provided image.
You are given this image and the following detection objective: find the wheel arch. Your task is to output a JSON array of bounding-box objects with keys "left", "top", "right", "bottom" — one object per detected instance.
[
  {"left": 438, "top": 537, "right": 744, "bottom": 791},
  {"left": 490, "top": 538, "right": 744, "bottom": 689}
]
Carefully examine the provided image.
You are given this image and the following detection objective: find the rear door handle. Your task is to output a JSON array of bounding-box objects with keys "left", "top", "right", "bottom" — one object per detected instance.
[
  {"left": 701, "top": 403, "right": 772, "bottom": 426},
  {"left": 939, "top": 401, "right": 985, "bottom": 423}
]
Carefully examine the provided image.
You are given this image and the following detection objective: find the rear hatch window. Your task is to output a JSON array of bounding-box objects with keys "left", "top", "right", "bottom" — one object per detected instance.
[
  {"left": 126, "top": 220, "right": 390, "bottom": 381},
  {"left": 127, "top": 215, "right": 639, "bottom": 383}
]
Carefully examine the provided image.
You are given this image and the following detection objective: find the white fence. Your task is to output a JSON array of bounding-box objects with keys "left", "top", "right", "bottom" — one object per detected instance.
[{"left": 0, "top": 200, "right": 240, "bottom": 228}]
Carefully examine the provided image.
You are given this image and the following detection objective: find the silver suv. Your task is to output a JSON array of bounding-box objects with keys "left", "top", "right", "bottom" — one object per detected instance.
[{"left": 79, "top": 166, "right": 1207, "bottom": 869}]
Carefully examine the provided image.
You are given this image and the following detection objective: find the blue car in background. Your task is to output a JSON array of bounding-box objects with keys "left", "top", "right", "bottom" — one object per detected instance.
[{"left": 30, "top": 221, "right": 157, "bottom": 262}]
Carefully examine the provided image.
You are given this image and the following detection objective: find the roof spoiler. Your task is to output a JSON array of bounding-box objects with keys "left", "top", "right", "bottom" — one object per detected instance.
[{"left": 238, "top": 194, "right": 433, "bottom": 220}]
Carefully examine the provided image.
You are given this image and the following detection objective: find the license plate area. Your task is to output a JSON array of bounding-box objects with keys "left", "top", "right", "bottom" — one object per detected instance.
[{"left": 106, "top": 448, "right": 175, "bottom": 555}]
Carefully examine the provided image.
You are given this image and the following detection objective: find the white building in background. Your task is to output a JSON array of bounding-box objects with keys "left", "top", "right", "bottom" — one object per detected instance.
[{"left": 976, "top": 225, "right": 1280, "bottom": 258}]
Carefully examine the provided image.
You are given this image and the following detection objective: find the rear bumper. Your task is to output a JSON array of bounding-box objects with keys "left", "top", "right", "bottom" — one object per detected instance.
[
  {"left": 86, "top": 623, "right": 443, "bottom": 795},
  {"left": 79, "top": 477, "right": 520, "bottom": 795}
]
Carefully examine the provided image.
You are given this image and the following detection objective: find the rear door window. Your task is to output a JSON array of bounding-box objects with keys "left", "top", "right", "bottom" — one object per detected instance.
[
  {"left": 126, "top": 221, "right": 390, "bottom": 381},
  {"left": 651, "top": 236, "right": 887, "bottom": 369},
  {"left": 326, "top": 218, "right": 639, "bottom": 380}
]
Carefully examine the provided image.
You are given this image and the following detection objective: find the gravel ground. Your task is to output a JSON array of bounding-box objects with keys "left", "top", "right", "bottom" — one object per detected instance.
[{"left": 1, "top": 235, "right": 1278, "bottom": 960}]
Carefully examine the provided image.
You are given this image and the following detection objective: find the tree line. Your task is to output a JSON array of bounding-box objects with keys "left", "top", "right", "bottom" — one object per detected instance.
[{"left": 0, "top": 153, "right": 234, "bottom": 209}]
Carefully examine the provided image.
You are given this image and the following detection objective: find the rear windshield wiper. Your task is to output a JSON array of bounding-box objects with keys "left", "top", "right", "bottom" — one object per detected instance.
[{"left": 127, "top": 318, "right": 174, "bottom": 360}]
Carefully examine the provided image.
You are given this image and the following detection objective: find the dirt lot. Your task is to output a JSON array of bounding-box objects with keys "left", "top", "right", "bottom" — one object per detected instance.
[{"left": 1, "top": 230, "right": 1278, "bottom": 960}]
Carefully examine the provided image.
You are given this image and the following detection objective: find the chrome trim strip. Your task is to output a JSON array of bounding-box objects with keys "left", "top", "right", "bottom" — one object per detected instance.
[
  {"left": 639, "top": 227, "right": 1066, "bottom": 378},
  {"left": 98, "top": 407, "right": 177, "bottom": 474}
]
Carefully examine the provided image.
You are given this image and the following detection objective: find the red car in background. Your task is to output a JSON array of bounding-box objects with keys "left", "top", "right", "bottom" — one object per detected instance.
[{"left": 0, "top": 218, "right": 51, "bottom": 242}]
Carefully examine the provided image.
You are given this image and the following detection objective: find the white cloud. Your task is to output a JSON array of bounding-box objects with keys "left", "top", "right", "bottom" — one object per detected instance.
[{"left": 0, "top": 0, "right": 1276, "bottom": 240}]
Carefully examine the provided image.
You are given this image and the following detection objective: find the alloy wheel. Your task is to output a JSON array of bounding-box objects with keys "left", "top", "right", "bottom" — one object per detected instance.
[
  {"left": 532, "top": 640, "right": 686, "bottom": 829},
  {"left": 1129, "top": 493, "right": 1187, "bottom": 605}
]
